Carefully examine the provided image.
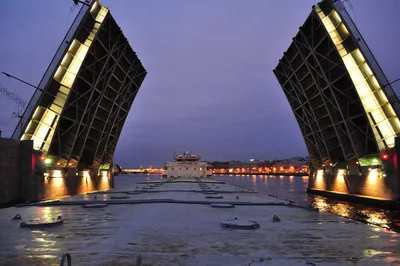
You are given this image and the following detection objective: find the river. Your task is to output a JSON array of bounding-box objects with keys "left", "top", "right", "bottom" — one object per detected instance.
[{"left": 115, "top": 174, "right": 400, "bottom": 230}]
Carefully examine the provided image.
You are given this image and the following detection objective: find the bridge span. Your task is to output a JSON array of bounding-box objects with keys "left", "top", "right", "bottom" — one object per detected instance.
[
  {"left": 274, "top": 0, "right": 400, "bottom": 205},
  {"left": 0, "top": 0, "right": 146, "bottom": 205}
]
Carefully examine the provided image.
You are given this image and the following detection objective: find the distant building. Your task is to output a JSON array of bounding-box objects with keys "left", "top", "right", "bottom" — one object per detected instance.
[
  {"left": 163, "top": 152, "right": 212, "bottom": 178},
  {"left": 210, "top": 157, "right": 309, "bottom": 174}
]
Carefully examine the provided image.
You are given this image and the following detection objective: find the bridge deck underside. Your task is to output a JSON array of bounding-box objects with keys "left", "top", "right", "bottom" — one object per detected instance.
[
  {"left": 46, "top": 13, "right": 146, "bottom": 168},
  {"left": 273, "top": 8, "right": 377, "bottom": 167}
]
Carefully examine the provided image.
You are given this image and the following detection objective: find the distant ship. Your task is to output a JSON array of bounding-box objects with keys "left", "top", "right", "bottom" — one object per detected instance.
[{"left": 163, "top": 151, "right": 212, "bottom": 178}]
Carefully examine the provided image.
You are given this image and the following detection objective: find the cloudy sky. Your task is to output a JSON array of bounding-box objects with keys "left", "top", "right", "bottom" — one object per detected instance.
[{"left": 1, "top": 0, "right": 399, "bottom": 167}]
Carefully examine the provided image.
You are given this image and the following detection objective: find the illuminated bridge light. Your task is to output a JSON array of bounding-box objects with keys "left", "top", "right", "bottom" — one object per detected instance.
[
  {"left": 12, "top": 0, "right": 147, "bottom": 170},
  {"left": 316, "top": 7, "right": 400, "bottom": 151},
  {"left": 381, "top": 153, "right": 389, "bottom": 161},
  {"left": 21, "top": 2, "right": 109, "bottom": 154},
  {"left": 273, "top": 0, "right": 400, "bottom": 170}
]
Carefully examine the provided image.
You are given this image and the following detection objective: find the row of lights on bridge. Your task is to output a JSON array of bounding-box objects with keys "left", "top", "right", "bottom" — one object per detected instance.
[
  {"left": 40, "top": 156, "right": 72, "bottom": 166},
  {"left": 322, "top": 153, "right": 390, "bottom": 167}
]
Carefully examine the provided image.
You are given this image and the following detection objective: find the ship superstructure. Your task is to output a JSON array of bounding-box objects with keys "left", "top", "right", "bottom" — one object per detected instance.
[{"left": 163, "top": 152, "right": 212, "bottom": 178}]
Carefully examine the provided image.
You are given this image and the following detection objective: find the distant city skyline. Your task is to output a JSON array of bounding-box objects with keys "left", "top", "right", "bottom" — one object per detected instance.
[
  {"left": 1, "top": 0, "right": 399, "bottom": 167},
  {"left": 125, "top": 156, "right": 308, "bottom": 168},
  {"left": 124, "top": 155, "right": 310, "bottom": 169}
]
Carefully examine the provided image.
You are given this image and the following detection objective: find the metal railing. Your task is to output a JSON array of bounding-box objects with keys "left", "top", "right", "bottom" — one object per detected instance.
[
  {"left": 11, "top": 1, "right": 94, "bottom": 139},
  {"left": 60, "top": 253, "right": 71, "bottom": 266}
]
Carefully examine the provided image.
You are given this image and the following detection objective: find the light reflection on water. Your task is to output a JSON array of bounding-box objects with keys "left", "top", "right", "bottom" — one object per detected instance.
[
  {"left": 213, "top": 174, "right": 400, "bottom": 229},
  {"left": 4, "top": 174, "right": 399, "bottom": 265}
]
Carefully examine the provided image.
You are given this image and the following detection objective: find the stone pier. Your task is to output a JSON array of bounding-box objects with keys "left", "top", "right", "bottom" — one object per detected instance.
[{"left": 0, "top": 138, "right": 114, "bottom": 206}]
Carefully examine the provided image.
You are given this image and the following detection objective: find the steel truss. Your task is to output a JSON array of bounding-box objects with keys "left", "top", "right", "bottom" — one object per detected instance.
[
  {"left": 273, "top": 5, "right": 377, "bottom": 167},
  {"left": 19, "top": 4, "right": 146, "bottom": 169},
  {"left": 51, "top": 12, "right": 146, "bottom": 169}
]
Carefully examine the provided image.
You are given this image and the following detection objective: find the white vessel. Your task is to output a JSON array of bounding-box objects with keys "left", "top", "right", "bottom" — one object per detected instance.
[{"left": 163, "top": 152, "right": 212, "bottom": 178}]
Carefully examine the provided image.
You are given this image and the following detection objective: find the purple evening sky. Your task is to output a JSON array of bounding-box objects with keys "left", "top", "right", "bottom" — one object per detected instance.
[{"left": 0, "top": 0, "right": 399, "bottom": 167}]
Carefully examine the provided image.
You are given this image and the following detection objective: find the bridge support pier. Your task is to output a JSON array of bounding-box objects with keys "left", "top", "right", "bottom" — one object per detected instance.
[
  {"left": 0, "top": 138, "right": 114, "bottom": 205},
  {"left": 308, "top": 137, "right": 400, "bottom": 208}
]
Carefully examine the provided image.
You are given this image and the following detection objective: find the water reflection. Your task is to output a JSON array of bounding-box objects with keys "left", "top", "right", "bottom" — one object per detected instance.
[
  {"left": 364, "top": 212, "right": 388, "bottom": 227},
  {"left": 38, "top": 207, "right": 63, "bottom": 222},
  {"left": 251, "top": 175, "right": 257, "bottom": 191},
  {"left": 214, "top": 174, "right": 400, "bottom": 230},
  {"left": 308, "top": 196, "right": 390, "bottom": 227},
  {"left": 363, "top": 249, "right": 392, "bottom": 258}
]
